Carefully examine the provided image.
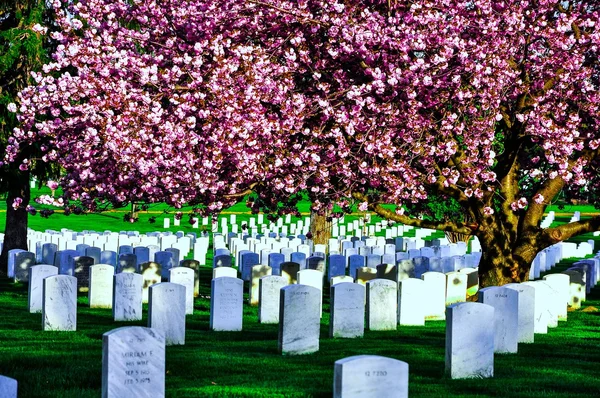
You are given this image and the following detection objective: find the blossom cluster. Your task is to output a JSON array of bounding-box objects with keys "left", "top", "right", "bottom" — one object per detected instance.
[{"left": 5, "top": 0, "right": 600, "bottom": 217}]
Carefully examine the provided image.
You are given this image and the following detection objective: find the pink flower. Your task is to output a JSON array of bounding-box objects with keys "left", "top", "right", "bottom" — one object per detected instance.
[
  {"left": 47, "top": 180, "right": 59, "bottom": 190},
  {"left": 7, "top": 103, "right": 17, "bottom": 113},
  {"left": 483, "top": 207, "right": 494, "bottom": 215},
  {"left": 533, "top": 194, "right": 544, "bottom": 204},
  {"left": 12, "top": 197, "right": 22, "bottom": 210},
  {"left": 358, "top": 202, "right": 368, "bottom": 212}
]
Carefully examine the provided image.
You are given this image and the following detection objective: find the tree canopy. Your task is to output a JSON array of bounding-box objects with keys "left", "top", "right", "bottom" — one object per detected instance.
[{"left": 6, "top": 0, "right": 600, "bottom": 285}]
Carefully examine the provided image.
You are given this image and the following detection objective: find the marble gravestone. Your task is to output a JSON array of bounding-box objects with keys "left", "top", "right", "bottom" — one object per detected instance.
[
  {"left": 43, "top": 275, "right": 77, "bottom": 331},
  {"left": 521, "top": 281, "right": 550, "bottom": 334},
  {"left": 356, "top": 267, "right": 377, "bottom": 285},
  {"left": 445, "top": 302, "right": 494, "bottom": 379},
  {"left": 74, "top": 255, "right": 96, "bottom": 292},
  {"left": 259, "top": 275, "right": 288, "bottom": 324},
  {"left": 140, "top": 262, "right": 162, "bottom": 304},
  {"left": 333, "top": 355, "right": 408, "bottom": 398},
  {"left": 505, "top": 283, "right": 535, "bottom": 343},
  {"left": 445, "top": 272, "right": 467, "bottom": 306},
  {"left": 148, "top": 283, "right": 186, "bottom": 345},
  {"left": 478, "top": 286, "right": 519, "bottom": 353},
  {"left": 180, "top": 259, "right": 201, "bottom": 297},
  {"left": 278, "top": 284, "right": 321, "bottom": 355},
  {"left": 330, "top": 282, "right": 365, "bottom": 338},
  {"left": 13, "top": 251, "right": 36, "bottom": 283},
  {"left": 0, "top": 375, "right": 17, "bottom": 398},
  {"left": 89, "top": 264, "right": 115, "bottom": 309},
  {"left": 250, "top": 265, "right": 272, "bottom": 306},
  {"left": 331, "top": 275, "right": 355, "bottom": 285},
  {"left": 113, "top": 273, "right": 143, "bottom": 322},
  {"left": 210, "top": 277, "right": 243, "bottom": 331},
  {"left": 421, "top": 272, "right": 446, "bottom": 320},
  {"left": 28, "top": 264, "right": 58, "bottom": 313},
  {"left": 366, "top": 279, "right": 397, "bottom": 331},
  {"left": 213, "top": 266, "right": 237, "bottom": 279},
  {"left": 542, "top": 274, "right": 569, "bottom": 321},
  {"left": 297, "top": 269, "right": 324, "bottom": 317},
  {"left": 102, "top": 326, "right": 165, "bottom": 398},
  {"left": 281, "top": 262, "right": 300, "bottom": 285},
  {"left": 398, "top": 278, "right": 426, "bottom": 326},
  {"left": 169, "top": 267, "right": 195, "bottom": 315}
]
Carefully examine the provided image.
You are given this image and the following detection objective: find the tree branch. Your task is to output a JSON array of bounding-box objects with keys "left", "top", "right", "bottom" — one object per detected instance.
[
  {"left": 543, "top": 216, "right": 600, "bottom": 245},
  {"left": 352, "top": 192, "right": 475, "bottom": 235}
]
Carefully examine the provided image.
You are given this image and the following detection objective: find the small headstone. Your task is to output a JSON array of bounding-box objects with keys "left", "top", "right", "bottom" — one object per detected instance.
[
  {"left": 330, "top": 283, "right": 365, "bottom": 338},
  {"left": 43, "top": 275, "right": 77, "bottom": 331},
  {"left": 102, "top": 326, "right": 165, "bottom": 398},
  {"left": 521, "top": 281, "right": 550, "bottom": 334},
  {"left": 169, "top": 267, "right": 195, "bottom": 315},
  {"left": 250, "top": 265, "right": 272, "bottom": 306},
  {"left": 117, "top": 253, "right": 138, "bottom": 274},
  {"left": 331, "top": 275, "right": 354, "bottom": 285},
  {"left": 148, "top": 283, "right": 186, "bottom": 345},
  {"left": 445, "top": 302, "right": 494, "bottom": 379},
  {"left": 210, "top": 277, "right": 243, "bottom": 331},
  {"left": 366, "top": 279, "right": 397, "bottom": 331},
  {"left": 398, "top": 278, "right": 426, "bottom": 326},
  {"left": 0, "top": 375, "right": 17, "bottom": 398},
  {"left": 28, "top": 264, "right": 58, "bottom": 313},
  {"left": 278, "top": 284, "right": 321, "bottom": 355},
  {"left": 333, "top": 355, "right": 408, "bottom": 398},
  {"left": 478, "top": 286, "right": 519, "bottom": 353},
  {"left": 445, "top": 272, "right": 467, "bottom": 306},
  {"left": 74, "top": 255, "right": 95, "bottom": 292},
  {"left": 297, "top": 269, "right": 324, "bottom": 316},
  {"left": 542, "top": 274, "right": 569, "bottom": 321},
  {"left": 213, "top": 266, "right": 237, "bottom": 279},
  {"left": 356, "top": 267, "right": 377, "bottom": 285},
  {"left": 421, "top": 272, "right": 446, "bottom": 320},
  {"left": 281, "top": 262, "right": 300, "bottom": 284},
  {"left": 139, "top": 262, "right": 162, "bottom": 304},
  {"left": 13, "top": 251, "right": 36, "bottom": 283},
  {"left": 89, "top": 264, "right": 115, "bottom": 308},
  {"left": 259, "top": 275, "right": 288, "bottom": 324},
  {"left": 113, "top": 273, "right": 143, "bottom": 321},
  {"left": 505, "top": 283, "right": 535, "bottom": 343},
  {"left": 180, "top": 259, "right": 201, "bottom": 297}
]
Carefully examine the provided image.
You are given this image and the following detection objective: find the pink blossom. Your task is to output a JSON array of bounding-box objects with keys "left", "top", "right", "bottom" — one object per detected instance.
[
  {"left": 47, "top": 180, "right": 59, "bottom": 190},
  {"left": 358, "top": 202, "right": 368, "bottom": 212},
  {"left": 483, "top": 207, "right": 494, "bottom": 216},
  {"left": 12, "top": 197, "right": 22, "bottom": 210},
  {"left": 533, "top": 194, "right": 544, "bottom": 204}
]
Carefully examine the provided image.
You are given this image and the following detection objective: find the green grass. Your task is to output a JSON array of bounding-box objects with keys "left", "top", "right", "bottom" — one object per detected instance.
[
  {"left": 1, "top": 196, "right": 600, "bottom": 396},
  {"left": 1, "top": 257, "right": 600, "bottom": 397}
]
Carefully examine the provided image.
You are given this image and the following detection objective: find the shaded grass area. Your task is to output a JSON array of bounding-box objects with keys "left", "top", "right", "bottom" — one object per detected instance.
[{"left": 1, "top": 258, "right": 600, "bottom": 397}]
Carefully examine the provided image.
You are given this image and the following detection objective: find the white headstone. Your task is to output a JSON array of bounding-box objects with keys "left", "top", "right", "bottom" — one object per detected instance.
[
  {"left": 250, "top": 265, "right": 272, "bottom": 306},
  {"left": 333, "top": 355, "right": 408, "bottom": 398},
  {"left": 0, "top": 375, "right": 17, "bottom": 398},
  {"left": 148, "top": 283, "right": 186, "bottom": 345},
  {"left": 113, "top": 273, "right": 143, "bottom": 321},
  {"left": 505, "top": 283, "right": 535, "bottom": 343},
  {"left": 421, "top": 272, "right": 446, "bottom": 320},
  {"left": 366, "top": 279, "right": 397, "bottom": 331},
  {"left": 331, "top": 275, "right": 354, "bottom": 285},
  {"left": 521, "top": 281, "right": 550, "bottom": 334},
  {"left": 478, "top": 286, "right": 519, "bottom": 353},
  {"left": 445, "top": 302, "right": 494, "bottom": 379},
  {"left": 297, "top": 269, "right": 324, "bottom": 316},
  {"left": 398, "top": 278, "right": 426, "bottom": 326},
  {"left": 102, "top": 326, "right": 165, "bottom": 398},
  {"left": 259, "top": 275, "right": 288, "bottom": 324},
  {"left": 330, "top": 283, "right": 365, "bottom": 338},
  {"left": 28, "top": 264, "right": 58, "bottom": 313},
  {"left": 89, "top": 264, "right": 115, "bottom": 309},
  {"left": 278, "top": 284, "right": 321, "bottom": 355},
  {"left": 445, "top": 272, "right": 467, "bottom": 306},
  {"left": 169, "top": 267, "right": 195, "bottom": 315},
  {"left": 43, "top": 275, "right": 77, "bottom": 331},
  {"left": 210, "top": 277, "right": 243, "bottom": 331},
  {"left": 542, "top": 274, "right": 569, "bottom": 321},
  {"left": 212, "top": 266, "right": 237, "bottom": 279}
]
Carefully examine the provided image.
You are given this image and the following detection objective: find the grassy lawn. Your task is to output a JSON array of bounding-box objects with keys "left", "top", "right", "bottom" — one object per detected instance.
[
  {"left": 0, "top": 256, "right": 599, "bottom": 397},
  {"left": 0, "top": 195, "right": 599, "bottom": 396}
]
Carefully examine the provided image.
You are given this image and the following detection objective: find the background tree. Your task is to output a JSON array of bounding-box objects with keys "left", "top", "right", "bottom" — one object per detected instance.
[
  {"left": 0, "top": 0, "right": 60, "bottom": 275},
  {"left": 7, "top": 0, "right": 600, "bottom": 287}
]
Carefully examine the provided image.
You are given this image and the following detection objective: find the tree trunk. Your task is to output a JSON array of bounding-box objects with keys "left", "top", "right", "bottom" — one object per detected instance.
[
  {"left": 476, "top": 231, "right": 537, "bottom": 288},
  {"left": 0, "top": 173, "right": 30, "bottom": 276},
  {"left": 309, "top": 208, "right": 332, "bottom": 245}
]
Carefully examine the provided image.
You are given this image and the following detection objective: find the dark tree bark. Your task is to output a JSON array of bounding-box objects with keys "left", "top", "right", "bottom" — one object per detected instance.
[{"left": 0, "top": 171, "right": 30, "bottom": 276}]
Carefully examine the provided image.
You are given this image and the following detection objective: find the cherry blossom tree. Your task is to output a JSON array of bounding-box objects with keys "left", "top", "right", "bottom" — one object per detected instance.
[{"left": 7, "top": 0, "right": 600, "bottom": 287}]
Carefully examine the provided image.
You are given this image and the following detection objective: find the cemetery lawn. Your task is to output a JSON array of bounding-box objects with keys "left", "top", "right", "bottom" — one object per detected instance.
[{"left": 1, "top": 256, "right": 600, "bottom": 397}]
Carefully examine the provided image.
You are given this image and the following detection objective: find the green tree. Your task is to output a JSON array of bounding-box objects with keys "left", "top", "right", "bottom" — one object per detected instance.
[{"left": 0, "top": 0, "right": 58, "bottom": 274}]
